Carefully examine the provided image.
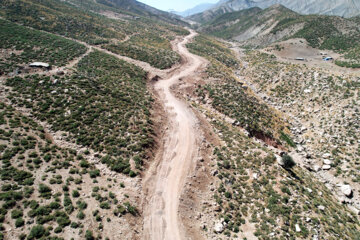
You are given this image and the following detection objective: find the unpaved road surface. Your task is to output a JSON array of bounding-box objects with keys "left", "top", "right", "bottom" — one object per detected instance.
[{"left": 143, "top": 30, "right": 207, "bottom": 240}]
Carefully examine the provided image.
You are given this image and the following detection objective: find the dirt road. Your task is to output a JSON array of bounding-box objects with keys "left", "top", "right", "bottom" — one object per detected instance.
[
  {"left": 3, "top": 20, "right": 209, "bottom": 239},
  {"left": 143, "top": 30, "right": 207, "bottom": 240}
]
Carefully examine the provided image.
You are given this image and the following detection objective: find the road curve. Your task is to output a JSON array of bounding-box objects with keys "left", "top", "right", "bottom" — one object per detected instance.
[{"left": 143, "top": 30, "right": 207, "bottom": 240}]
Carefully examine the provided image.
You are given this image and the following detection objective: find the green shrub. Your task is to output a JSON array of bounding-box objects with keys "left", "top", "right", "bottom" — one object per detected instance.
[
  {"left": 38, "top": 184, "right": 52, "bottom": 198},
  {"left": 55, "top": 212, "right": 71, "bottom": 227},
  {"left": 100, "top": 202, "right": 110, "bottom": 209},
  {"left": 77, "top": 211, "right": 85, "bottom": 220},
  {"left": 85, "top": 230, "right": 94, "bottom": 240},
  {"left": 15, "top": 217, "right": 24, "bottom": 228},
  {"left": 11, "top": 209, "right": 23, "bottom": 219},
  {"left": 72, "top": 190, "right": 80, "bottom": 198},
  {"left": 28, "top": 225, "right": 45, "bottom": 239},
  {"left": 282, "top": 154, "right": 296, "bottom": 169}
]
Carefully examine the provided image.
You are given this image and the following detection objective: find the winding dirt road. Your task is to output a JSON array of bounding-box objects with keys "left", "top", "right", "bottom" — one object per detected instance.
[
  {"left": 143, "top": 30, "right": 207, "bottom": 240},
  {"left": 2, "top": 20, "right": 208, "bottom": 239}
]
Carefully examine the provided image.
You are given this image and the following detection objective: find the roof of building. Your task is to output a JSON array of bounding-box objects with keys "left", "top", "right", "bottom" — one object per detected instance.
[{"left": 29, "top": 62, "right": 50, "bottom": 68}]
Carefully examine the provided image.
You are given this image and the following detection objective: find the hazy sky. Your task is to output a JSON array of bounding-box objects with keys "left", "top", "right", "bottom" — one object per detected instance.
[{"left": 138, "top": 0, "right": 219, "bottom": 12}]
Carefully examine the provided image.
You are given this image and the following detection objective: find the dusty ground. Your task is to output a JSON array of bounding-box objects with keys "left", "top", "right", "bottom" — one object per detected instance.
[
  {"left": 142, "top": 30, "right": 209, "bottom": 240},
  {"left": 231, "top": 42, "right": 360, "bottom": 216}
]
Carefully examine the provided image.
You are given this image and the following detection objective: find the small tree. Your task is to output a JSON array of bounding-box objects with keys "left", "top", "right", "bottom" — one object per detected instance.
[
  {"left": 85, "top": 230, "right": 95, "bottom": 240},
  {"left": 282, "top": 154, "right": 296, "bottom": 169},
  {"left": 15, "top": 218, "right": 25, "bottom": 228},
  {"left": 28, "top": 225, "right": 45, "bottom": 239}
]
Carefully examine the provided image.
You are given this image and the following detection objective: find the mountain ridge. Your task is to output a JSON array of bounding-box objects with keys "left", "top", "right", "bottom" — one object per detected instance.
[
  {"left": 171, "top": 3, "right": 216, "bottom": 17},
  {"left": 189, "top": 0, "right": 360, "bottom": 23},
  {"left": 198, "top": 4, "right": 360, "bottom": 68},
  {"left": 97, "top": 0, "right": 186, "bottom": 24}
]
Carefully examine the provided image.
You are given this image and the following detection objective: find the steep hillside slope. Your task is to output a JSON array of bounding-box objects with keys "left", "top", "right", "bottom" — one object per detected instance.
[
  {"left": 235, "top": 46, "right": 360, "bottom": 232},
  {"left": 0, "top": 17, "right": 157, "bottom": 238},
  {"left": 0, "top": 0, "right": 188, "bottom": 69},
  {"left": 190, "top": 0, "right": 360, "bottom": 23},
  {"left": 179, "top": 34, "right": 360, "bottom": 240},
  {"left": 0, "top": 0, "right": 192, "bottom": 238},
  {"left": 200, "top": 5, "right": 297, "bottom": 40},
  {"left": 1, "top": 0, "right": 359, "bottom": 239},
  {"left": 95, "top": 0, "right": 186, "bottom": 25},
  {"left": 199, "top": 5, "right": 360, "bottom": 68}
]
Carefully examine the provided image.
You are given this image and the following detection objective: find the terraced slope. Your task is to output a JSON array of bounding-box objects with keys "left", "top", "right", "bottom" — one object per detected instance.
[
  {"left": 0, "top": 20, "right": 87, "bottom": 75},
  {"left": 0, "top": 0, "right": 188, "bottom": 69},
  {"left": 0, "top": 15, "right": 158, "bottom": 239}
]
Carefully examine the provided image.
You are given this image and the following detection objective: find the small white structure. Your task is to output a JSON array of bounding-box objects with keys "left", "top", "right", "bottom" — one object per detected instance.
[
  {"left": 29, "top": 62, "right": 50, "bottom": 68},
  {"left": 295, "top": 57, "right": 305, "bottom": 61}
]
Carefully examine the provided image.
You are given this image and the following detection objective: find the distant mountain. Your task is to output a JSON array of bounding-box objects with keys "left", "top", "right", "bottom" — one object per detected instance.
[
  {"left": 189, "top": 0, "right": 360, "bottom": 23},
  {"left": 200, "top": 4, "right": 298, "bottom": 41},
  {"left": 171, "top": 3, "right": 216, "bottom": 17},
  {"left": 97, "top": 0, "right": 187, "bottom": 24},
  {"left": 199, "top": 4, "right": 360, "bottom": 58}
]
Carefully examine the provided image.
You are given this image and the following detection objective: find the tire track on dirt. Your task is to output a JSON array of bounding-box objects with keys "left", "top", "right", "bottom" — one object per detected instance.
[{"left": 142, "top": 30, "right": 208, "bottom": 240}]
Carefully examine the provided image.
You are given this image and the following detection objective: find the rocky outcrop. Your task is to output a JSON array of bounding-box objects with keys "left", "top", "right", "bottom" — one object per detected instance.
[
  {"left": 214, "top": 219, "right": 227, "bottom": 233},
  {"left": 341, "top": 185, "right": 353, "bottom": 198}
]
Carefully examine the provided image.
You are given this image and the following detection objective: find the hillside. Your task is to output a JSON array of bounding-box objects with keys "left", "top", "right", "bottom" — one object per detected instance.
[
  {"left": 0, "top": 0, "right": 189, "bottom": 238},
  {"left": 198, "top": 4, "right": 360, "bottom": 68},
  {"left": 199, "top": 5, "right": 297, "bottom": 40},
  {"left": 0, "top": 11, "right": 165, "bottom": 236},
  {"left": 181, "top": 34, "right": 360, "bottom": 240},
  {"left": 189, "top": 0, "right": 360, "bottom": 23},
  {"left": 95, "top": 0, "right": 186, "bottom": 25},
  {"left": 1, "top": 0, "right": 360, "bottom": 239},
  {"left": 0, "top": 0, "right": 188, "bottom": 69}
]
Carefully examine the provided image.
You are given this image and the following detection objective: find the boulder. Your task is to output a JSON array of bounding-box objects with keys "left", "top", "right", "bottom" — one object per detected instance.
[
  {"left": 297, "top": 146, "right": 304, "bottom": 152},
  {"left": 276, "top": 155, "right": 284, "bottom": 166},
  {"left": 318, "top": 205, "right": 325, "bottom": 211},
  {"left": 313, "top": 165, "right": 321, "bottom": 172},
  {"left": 341, "top": 185, "right": 353, "bottom": 198},
  {"left": 322, "top": 165, "right": 331, "bottom": 170},
  {"left": 214, "top": 222, "right": 224, "bottom": 233},
  {"left": 214, "top": 219, "right": 226, "bottom": 233},
  {"left": 295, "top": 224, "right": 301, "bottom": 232},
  {"left": 323, "top": 159, "right": 332, "bottom": 165}
]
